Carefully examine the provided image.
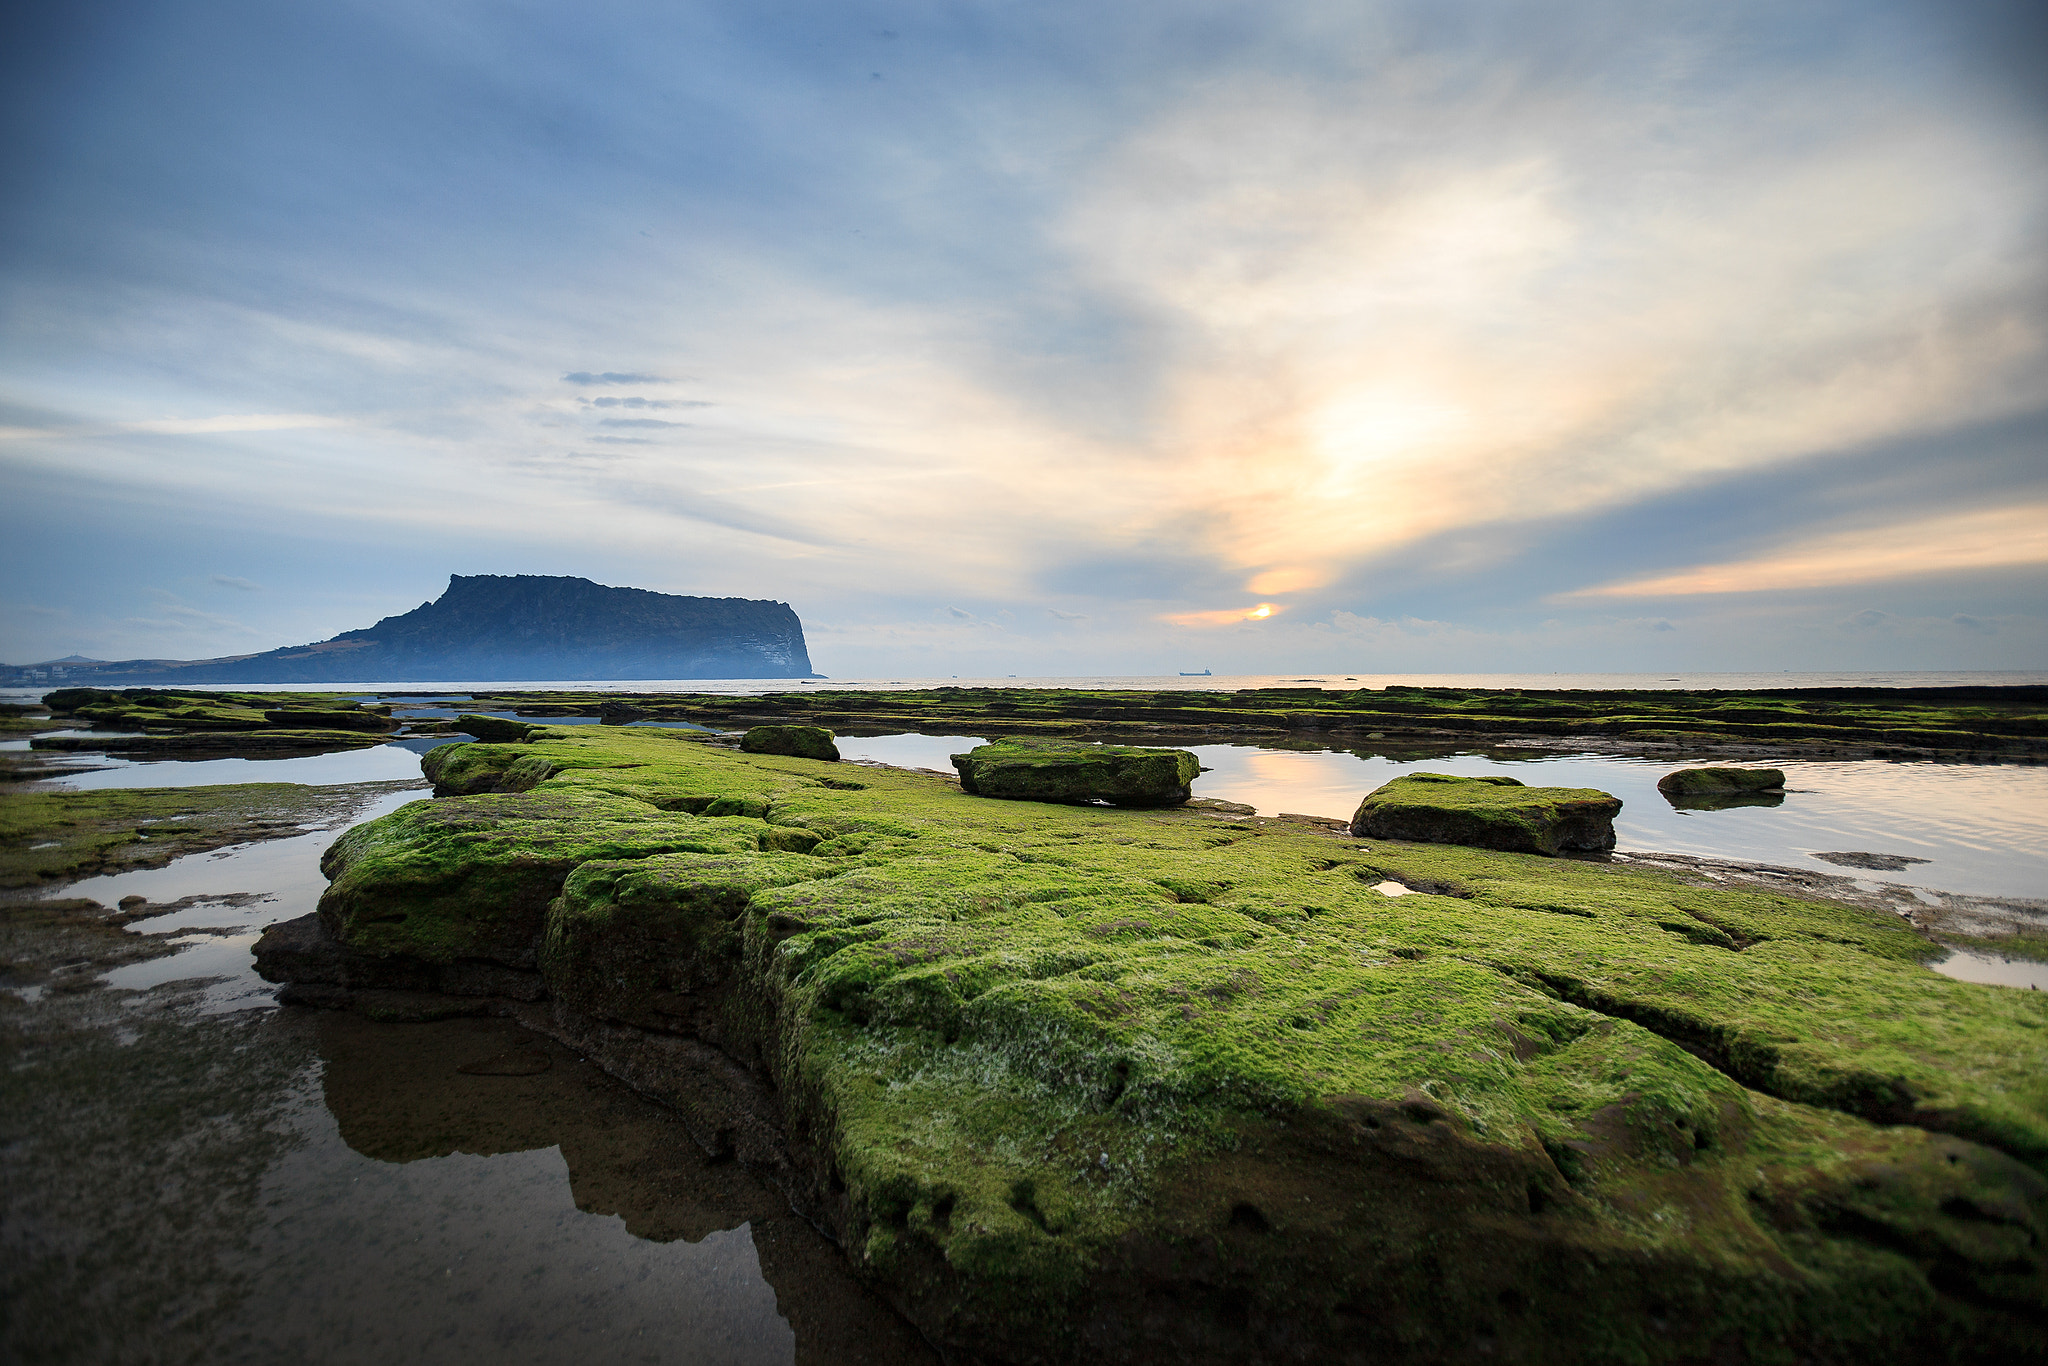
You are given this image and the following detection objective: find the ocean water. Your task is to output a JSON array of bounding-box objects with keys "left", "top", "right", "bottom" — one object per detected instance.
[{"left": 9, "top": 669, "right": 2046, "bottom": 702}]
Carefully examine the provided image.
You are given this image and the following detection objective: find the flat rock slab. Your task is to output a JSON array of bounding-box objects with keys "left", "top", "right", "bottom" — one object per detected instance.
[
  {"left": 951, "top": 737, "right": 1200, "bottom": 807},
  {"left": 1349, "top": 772, "right": 1620, "bottom": 855},
  {"left": 1657, "top": 766, "right": 1786, "bottom": 795},
  {"left": 740, "top": 724, "right": 840, "bottom": 761}
]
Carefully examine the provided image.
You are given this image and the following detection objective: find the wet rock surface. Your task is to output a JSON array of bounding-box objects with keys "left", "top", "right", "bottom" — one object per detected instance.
[
  {"left": 1348, "top": 771, "right": 1621, "bottom": 855},
  {"left": 741, "top": 725, "right": 841, "bottom": 762},
  {"left": 1814, "top": 850, "right": 1933, "bottom": 871},
  {"left": 1656, "top": 765, "right": 1786, "bottom": 795},
  {"left": 950, "top": 736, "right": 1200, "bottom": 806},
  {"left": 249, "top": 725, "right": 2048, "bottom": 1364}
]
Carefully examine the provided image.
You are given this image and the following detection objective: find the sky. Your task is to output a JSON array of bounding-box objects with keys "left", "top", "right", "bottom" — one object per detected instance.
[{"left": 3, "top": 0, "right": 2044, "bottom": 678}]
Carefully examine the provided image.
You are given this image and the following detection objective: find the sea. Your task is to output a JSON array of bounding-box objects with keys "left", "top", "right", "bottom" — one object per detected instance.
[{"left": 18, "top": 668, "right": 2042, "bottom": 695}]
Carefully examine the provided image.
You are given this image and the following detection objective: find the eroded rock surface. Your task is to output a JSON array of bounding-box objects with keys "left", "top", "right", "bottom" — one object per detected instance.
[
  {"left": 1349, "top": 772, "right": 1621, "bottom": 855},
  {"left": 951, "top": 737, "right": 1200, "bottom": 807},
  {"left": 1657, "top": 765, "right": 1787, "bottom": 795},
  {"left": 256, "top": 726, "right": 2048, "bottom": 1364},
  {"left": 741, "top": 724, "right": 841, "bottom": 761}
]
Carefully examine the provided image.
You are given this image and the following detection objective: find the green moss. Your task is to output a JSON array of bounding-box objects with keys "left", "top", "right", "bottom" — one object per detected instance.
[
  {"left": 1351, "top": 772, "right": 1623, "bottom": 855},
  {"left": 740, "top": 724, "right": 841, "bottom": 761},
  {"left": 459, "top": 682, "right": 2046, "bottom": 756},
  {"left": 307, "top": 726, "right": 2048, "bottom": 1359},
  {"left": 952, "top": 738, "right": 1200, "bottom": 807},
  {"left": 453, "top": 714, "right": 536, "bottom": 744},
  {"left": 1657, "top": 766, "right": 1786, "bottom": 796},
  {"left": 543, "top": 850, "right": 834, "bottom": 1030},
  {"left": 0, "top": 782, "right": 419, "bottom": 888},
  {"left": 317, "top": 786, "right": 782, "bottom": 967}
]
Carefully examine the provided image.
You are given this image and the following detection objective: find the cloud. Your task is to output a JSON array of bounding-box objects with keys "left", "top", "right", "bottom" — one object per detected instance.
[
  {"left": 562, "top": 372, "right": 670, "bottom": 385},
  {"left": 1047, "top": 608, "right": 1087, "bottom": 621},
  {"left": 1161, "top": 603, "right": 1284, "bottom": 627},
  {"left": 0, "top": 413, "right": 349, "bottom": 441},
  {"left": 115, "top": 603, "right": 258, "bottom": 635},
  {"left": 588, "top": 436, "right": 652, "bottom": 445},
  {"left": 1562, "top": 503, "right": 2048, "bottom": 598},
  {"left": 598, "top": 418, "right": 686, "bottom": 429},
  {"left": 210, "top": 575, "right": 262, "bottom": 591},
  {"left": 583, "top": 396, "right": 710, "bottom": 409}
]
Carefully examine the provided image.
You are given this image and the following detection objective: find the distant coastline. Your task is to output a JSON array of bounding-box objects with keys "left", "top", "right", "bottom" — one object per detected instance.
[{"left": 10, "top": 669, "right": 2042, "bottom": 697}]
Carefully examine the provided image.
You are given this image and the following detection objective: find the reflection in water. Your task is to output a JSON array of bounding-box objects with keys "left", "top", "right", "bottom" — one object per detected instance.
[
  {"left": 1932, "top": 949, "right": 2048, "bottom": 992},
  {"left": 840, "top": 733, "right": 2048, "bottom": 897},
  {"left": 1179, "top": 744, "right": 2048, "bottom": 900},
  {"left": 1661, "top": 790, "right": 1786, "bottom": 812},
  {"left": 2, "top": 1002, "right": 935, "bottom": 1366},
  {"left": 280, "top": 1012, "right": 935, "bottom": 1366}
]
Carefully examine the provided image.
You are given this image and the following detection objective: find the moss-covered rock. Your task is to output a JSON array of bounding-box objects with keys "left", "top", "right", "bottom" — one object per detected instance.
[
  {"left": 951, "top": 738, "right": 1200, "bottom": 807},
  {"left": 454, "top": 713, "right": 536, "bottom": 744},
  {"left": 1349, "top": 772, "right": 1622, "bottom": 855},
  {"left": 1658, "top": 766, "right": 1787, "bottom": 796},
  {"left": 543, "top": 851, "right": 832, "bottom": 1033},
  {"left": 279, "top": 725, "right": 2047, "bottom": 1362},
  {"left": 316, "top": 788, "right": 774, "bottom": 968},
  {"left": 741, "top": 724, "right": 841, "bottom": 761}
]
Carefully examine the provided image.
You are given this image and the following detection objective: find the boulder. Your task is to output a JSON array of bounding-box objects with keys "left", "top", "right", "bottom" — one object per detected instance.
[
  {"left": 453, "top": 713, "right": 535, "bottom": 744},
  {"left": 541, "top": 851, "right": 829, "bottom": 1033},
  {"left": 950, "top": 737, "right": 1200, "bottom": 807},
  {"left": 740, "top": 724, "right": 840, "bottom": 761},
  {"left": 316, "top": 789, "right": 770, "bottom": 968},
  {"left": 597, "top": 699, "right": 650, "bottom": 724},
  {"left": 1658, "top": 766, "right": 1787, "bottom": 796},
  {"left": 1349, "top": 772, "right": 1620, "bottom": 855}
]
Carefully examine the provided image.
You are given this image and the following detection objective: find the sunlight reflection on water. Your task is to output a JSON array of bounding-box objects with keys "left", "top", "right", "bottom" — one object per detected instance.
[{"left": 836, "top": 734, "right": 2048, "bottom": 900}]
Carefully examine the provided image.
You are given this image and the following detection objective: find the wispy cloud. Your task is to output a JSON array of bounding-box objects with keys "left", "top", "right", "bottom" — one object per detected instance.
[
  {"left": 1563, "top": 504, "right": 2048, "bottom": 598},
  {"left": 2, "top": 3, "right": 2041, "bottom": 670},
  {"left": 583, "top": 396, "right": 709, "bottom": 409},
  {"left": 210, "top": 575, "right": 262, "bottom": 591}
]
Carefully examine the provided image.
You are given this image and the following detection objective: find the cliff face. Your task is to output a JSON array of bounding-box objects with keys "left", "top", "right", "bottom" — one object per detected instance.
[{"left": 16, "top": 576, "right": 817, "bottom": 683}]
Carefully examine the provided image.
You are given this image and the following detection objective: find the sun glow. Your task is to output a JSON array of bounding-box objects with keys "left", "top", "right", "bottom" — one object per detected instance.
[{"left": 1162, "top": 602, "right": 1285, "bottom": 627}]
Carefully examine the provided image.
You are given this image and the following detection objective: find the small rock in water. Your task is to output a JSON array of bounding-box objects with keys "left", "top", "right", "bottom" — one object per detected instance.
[
  {"left": 1812, "top": 851, "right": 1932, "bottom": 872},
  {"left": 1349, "top": 772, "right": 1620, "bottom": 856},
  {"left": 1657, "top": 766, "right": 1785, "bottom": 796},
  {"left": 951, "top": 738, "right": 1199, "bottom": 808},
  {"left": 740, "top": 724, "right": 840, "bottom": 761}
]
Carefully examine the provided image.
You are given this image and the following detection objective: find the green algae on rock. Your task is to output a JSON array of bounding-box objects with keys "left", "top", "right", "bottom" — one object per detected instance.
[
  {"left": 1658, "top": 766, "right": 1787, "bottom": 795},
  {"left": 951, "top": 737, "right": 1200, "bottom": 807},
  {"left": 264, "top": 726, "right": 2048, "bottom": 1363},
  {"left": 1349, "top": 771, "right": 1622, "bottom": 855},
  {"left": 453, "top": 713, "right": 539, "bottom": 744},
  {"left": 741, "top": 724, "right": 841, "bottom": 761},
  {"left": 467, "top": 681, "right": 2048, "bottom": 758},
  {"left": 0, "top": 781, "right": 421, "bottom": 889}
]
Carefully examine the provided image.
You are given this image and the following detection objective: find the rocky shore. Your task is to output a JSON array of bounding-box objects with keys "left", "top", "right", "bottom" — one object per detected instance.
[
  {"left": 246, "top": 722, "right": 2046, "bottom": 1364},
  {"left": 452, "top": 682, "right": 2048, "bottom": 760}
]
